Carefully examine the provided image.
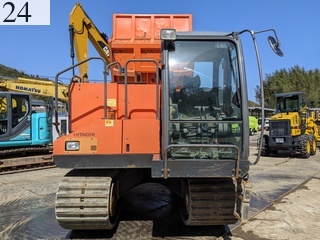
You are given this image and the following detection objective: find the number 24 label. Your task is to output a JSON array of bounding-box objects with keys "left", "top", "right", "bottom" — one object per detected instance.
[
  {"left": 3, "top": 2, "right": 31, "bottom": 22},
  {"left": 0, "top": 0, "right": 50, "bottom": 25}
]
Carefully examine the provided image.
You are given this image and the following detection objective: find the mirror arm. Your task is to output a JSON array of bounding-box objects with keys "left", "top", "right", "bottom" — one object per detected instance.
[{"left": 227, "top": 29, "right": 283, "bottom": 165}]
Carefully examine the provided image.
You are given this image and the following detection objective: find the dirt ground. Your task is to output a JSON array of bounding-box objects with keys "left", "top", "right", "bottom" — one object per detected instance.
[
  {"left": 227, "top": 171, "right": 320, "bottom": 240},
  {"left": 1, "top": 134, "right": 320, "bottom": 239}
]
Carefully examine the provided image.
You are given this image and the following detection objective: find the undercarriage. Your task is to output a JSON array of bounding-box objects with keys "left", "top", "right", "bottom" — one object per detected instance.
[{"left": 55, "top": 169, "right": 252, "bottom": 230}]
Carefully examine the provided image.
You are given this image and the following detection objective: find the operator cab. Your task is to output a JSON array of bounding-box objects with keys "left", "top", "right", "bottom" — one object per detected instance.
[
  {"left": 0, "top": 92, "right": 52, "bottom": 149},
  {"left": 0, "top": 92, "right": 30, "bottom": 136},
  {"left": 163, "top": 32, "right": 244, "bottom": 160},
  {"left": 276, "top": 92, "right": 303, "bottom": 113}
]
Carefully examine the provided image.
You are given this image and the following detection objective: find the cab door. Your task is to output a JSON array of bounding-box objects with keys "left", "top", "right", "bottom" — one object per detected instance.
[{"left": 0, "top": 93, "right": 31, "bottom": 143}]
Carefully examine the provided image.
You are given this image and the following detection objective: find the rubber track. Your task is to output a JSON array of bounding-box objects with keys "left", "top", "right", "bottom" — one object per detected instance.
[
  {"left": 55, "top": 175, "right": 114, "bottom": 230},
  {"left": 0, "top": 145, "right": 52, "bottom": 157},
  {"left": 56, "top": 173, "right": 239, "bottom": 228},
  {"left": 183, "top": 178, "right": 238, "bottom": 225},
  {"left": 0, "top": 154, "right": 54, "bottom": 174}
]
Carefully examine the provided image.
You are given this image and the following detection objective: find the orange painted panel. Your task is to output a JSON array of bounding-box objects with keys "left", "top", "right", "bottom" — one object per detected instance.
[
  {"left": 117, "top": 84, "right": 160, "bottom": 120},
  {"left": 58, "top": 80, "right": 161, "bottom": 157},
  {"left": 69, "top": 82, "right": 104, "bottom": 131},
  {"left": 53, "top": 119, "right": 123, "bottom": 155},
  {"left": 70, "top": 82, "right": 120, "bottom": 131},
  {"left": 110, "top": 14, "right": 192, "bottom": 43},
  {"left": 109, "top": 14, "right": 192, "bottom": 83},
  {"left": 110, "top": 44, "right": 161, "bottom": 75},
  {"left": 122, "top": 119, "right": 160, "bottom": 154}
]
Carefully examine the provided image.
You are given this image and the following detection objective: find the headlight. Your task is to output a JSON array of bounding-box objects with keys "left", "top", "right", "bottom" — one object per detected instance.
[
  {"left": 65, "top": 141, "right": 80, "bottom": 151},
  {"left": 160, "top": 29, "right": 176, "bottom": 40}
]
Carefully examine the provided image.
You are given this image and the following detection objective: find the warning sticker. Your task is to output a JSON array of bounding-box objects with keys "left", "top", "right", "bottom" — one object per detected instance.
[
  {"left": 105, "top": 120, "right": 114, "bottom": 127},
  {"left": 107, "top": 99, "right": 117, "bottom": 107}
]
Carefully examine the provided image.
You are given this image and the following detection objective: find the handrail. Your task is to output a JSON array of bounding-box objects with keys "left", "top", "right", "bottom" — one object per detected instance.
[
  {"left": 54, "top": 57, "right": 107, "bottom": 136},
  {"left": 123, "top": 59, "right": 160, "bottom": 120},
  {"left": 103, "top": 62, "right": 123, "bottom": 119}
]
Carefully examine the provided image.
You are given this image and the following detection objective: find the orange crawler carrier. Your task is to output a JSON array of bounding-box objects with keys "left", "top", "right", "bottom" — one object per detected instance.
[{"left": 54, "top": 2, "right": 283, "bottom": 232}]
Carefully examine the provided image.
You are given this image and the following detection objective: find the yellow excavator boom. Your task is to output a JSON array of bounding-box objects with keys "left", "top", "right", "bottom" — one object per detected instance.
[
  {"left": 0, "top": 76, "right": 68, "bottom": 102},
  {"left": 69, "top": 3, "right": 110, "bottom": 82}
]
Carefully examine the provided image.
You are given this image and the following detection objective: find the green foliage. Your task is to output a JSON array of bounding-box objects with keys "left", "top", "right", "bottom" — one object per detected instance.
[
  {"left": 248, "top": 100, "right": 260, "bottom": 107},
  {"left": 0, "top": 64, "right": 50, "bottom": 80},
  {"left": 0, "top": 64, "right": 29, "bottom": 78},
  {"left": 0, "top": 64, "right": 51, "bottom": 101},
  {"left": 255, "top": 65, "right": 320, "bottom": 108}
]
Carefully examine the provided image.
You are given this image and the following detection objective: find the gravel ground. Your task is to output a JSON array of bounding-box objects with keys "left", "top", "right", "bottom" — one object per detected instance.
[
  {"left": 0, "top": 134, "right": 320, "bottom": 239},
  {"left": 227, "top": 171, "right": 320, "bottom": 240}
]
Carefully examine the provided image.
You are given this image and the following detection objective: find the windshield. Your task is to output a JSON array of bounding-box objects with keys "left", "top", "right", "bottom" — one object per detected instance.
[
  {"left": 167, "top": 40, "right": 242, "bottom": 159},
  {"left": 169, "top": 41, "right": 241, "bottom": 120},
  {"left": 277, "top": 95, "right": 300, "bottom": 112}
]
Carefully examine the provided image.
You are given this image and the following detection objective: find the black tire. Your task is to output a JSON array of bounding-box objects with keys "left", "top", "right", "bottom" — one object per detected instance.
[
  {"left": 270, "top": 149, "right": 279, "bottom": 155},
  {"left": 261, "top": 135, "right": 270, "bottom": 156},
  {"left": 299, "top": 135, "right": 311, "bottom": 159},
  {"left": 308, "top": 134, "right": 317, "bottom": 156}
]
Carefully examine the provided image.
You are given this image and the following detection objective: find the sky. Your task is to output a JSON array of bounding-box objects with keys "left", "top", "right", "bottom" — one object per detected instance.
[{"left": 1, "top": 0, "right": 319, "bottom": 102}]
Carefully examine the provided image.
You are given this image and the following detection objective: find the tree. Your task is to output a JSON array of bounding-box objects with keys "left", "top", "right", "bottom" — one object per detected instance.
[
  {"left": 0, "top": 64, "right": 52, "bottom": 101},
  {"left": 255, "top": 66, "right": 320, "bottom": 108}
]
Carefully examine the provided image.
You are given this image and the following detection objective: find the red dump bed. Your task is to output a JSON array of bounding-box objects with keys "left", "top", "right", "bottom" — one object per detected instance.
[{"left": 108, "top": 14, "right": 192, "bottom": 83}]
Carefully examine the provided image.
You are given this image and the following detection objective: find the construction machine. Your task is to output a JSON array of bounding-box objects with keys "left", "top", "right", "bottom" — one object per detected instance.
[
  {"left": 53, "top": 3, "right": 283, "bottom": 230},
  {"left": 0, "top": 76, "right": 69, "bottom": 103},
  {"left": 308, "top": 107, "right": 320, "bottom": 132},
  {"left": 0, "top": 77, "right": 69, "bottom": 156},
  {"left": 262, "top": 92, "right": 320, "bottom": 158},
  {"left": 0, "top": 92, "right": 53, "bottom": 155},
  {"left": 249, "top": 116, "right": 258, "bottom": 135}
]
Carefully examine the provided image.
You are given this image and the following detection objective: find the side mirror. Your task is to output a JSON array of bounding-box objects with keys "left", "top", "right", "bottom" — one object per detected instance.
[{"left": 268, "top": 36, "right": 284, "bottom": 57}]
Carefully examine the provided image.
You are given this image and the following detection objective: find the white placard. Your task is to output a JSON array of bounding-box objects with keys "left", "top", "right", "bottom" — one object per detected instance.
[{"left": 0, "top": 0, "right": 50, "bottom": 25}]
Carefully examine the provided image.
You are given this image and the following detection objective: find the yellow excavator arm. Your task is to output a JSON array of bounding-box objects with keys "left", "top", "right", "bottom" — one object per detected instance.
[
  {"left": 0, "top": 76, "right": 68, "bottom": 102},
  {"left": 69, "top": 3, "right": 110, "bottom": 82}
]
